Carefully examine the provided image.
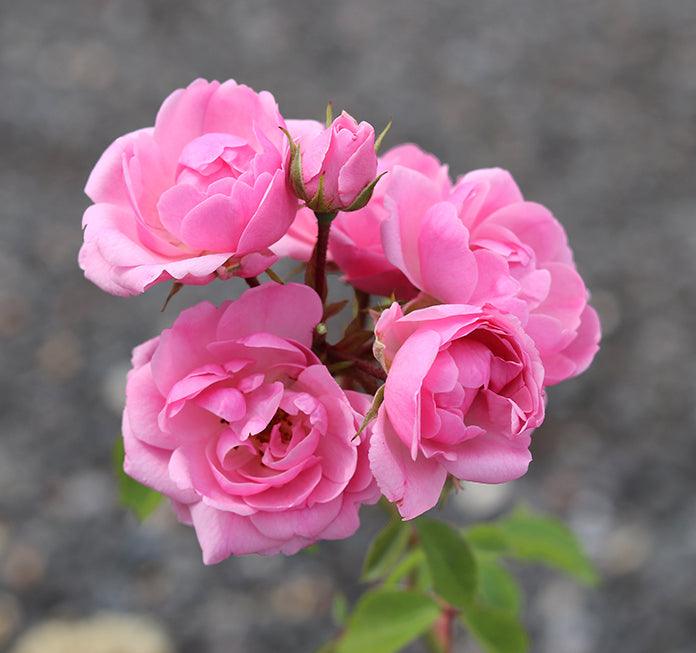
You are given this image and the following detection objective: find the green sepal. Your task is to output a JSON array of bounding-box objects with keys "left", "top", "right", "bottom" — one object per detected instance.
[
  {"left": 374, "top": 120, "right": 392, "bottom": 153},
  {"left": 281, "top": 126, "right": 310, "bottom": 202},
  {"left": 354, "top": 383, "right": 385, "bottom": 439},
  {"left": 343, "top": 171, "right": 388, "bottom": 212}
]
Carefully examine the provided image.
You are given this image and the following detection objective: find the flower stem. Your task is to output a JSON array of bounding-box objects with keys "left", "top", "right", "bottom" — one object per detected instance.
[
  {"left": 431, "top": 607, "right": 456, "bottom": 653},
  {"left": 355, "top": 289, "right": 370, "bottom": 329},
  {"left": 326, "top": 348, "right": 387, "bottom": 381},
  {"left": 244, "top": 276, "right": 260, "bottom": 288},
  {"left": 306, "top": 212, "right": 335, "bottom": 304}
]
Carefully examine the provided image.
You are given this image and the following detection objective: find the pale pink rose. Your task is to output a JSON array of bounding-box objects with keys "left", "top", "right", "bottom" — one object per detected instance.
[
  {"left": 122, "top": 283, "right": 378, "bottom": 562},
  {"left": 382, "top": 167, "right": 600, "bottom": 385},
  {"left": 79, "top": 79, "right": 297, "bottom": 296},
  {"left": 273, "top": 138, "right": 450, "bottom": 300},
  {"left": 370, "top": 302, "right": 545, "bottom": 520},
  {"left": 290, "top": 112, "right": 378, "bottom": 213}
]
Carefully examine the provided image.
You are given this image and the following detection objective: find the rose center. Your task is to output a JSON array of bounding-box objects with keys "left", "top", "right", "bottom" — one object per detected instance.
[
  {"left": 249, "top": 409, "right": 296, "bottom": 455},
  {"left": 176, "top": 133, "right": 256, "bottom": 191}
]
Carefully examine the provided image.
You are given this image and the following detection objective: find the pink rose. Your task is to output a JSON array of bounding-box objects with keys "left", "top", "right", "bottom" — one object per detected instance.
[
  {"left": 79, "top": 79, "right": 297, "bottom": 296},
  {"left": 289, "top": 112, "right": 379, "bottom": 213},
  {"left": 330, "top": 144, "right": 452, "bottom": 299},
  {"left": 122, "top": 282, "right": 378, "bottom": 562},
  {"left": 382, "top": 167, "right": 600, "bottom": 385},
  {"left": 370, "top": 302, "right": 545, "bottom": 520},
  {"left": 273, "top": 138, "right": 450, "bottom": 300}
]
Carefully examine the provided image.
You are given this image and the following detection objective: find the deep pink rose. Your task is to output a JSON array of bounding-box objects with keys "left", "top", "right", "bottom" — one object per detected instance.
[
  {"left": 273, "top": 137, "right": 450, "bottom": 300},
  {"left": 289, "top": 112, "right": 378, "bottom": 213},
  {"left": 79, "top": 79, "right": 297, "bottom": 296},
  {"left": 370, "top": 302, "right": 545, "bottom": 519},
  {"left": 122, "top": 283, "right": 378, "bottom": 562},
  {"left": 382, "top": 167, "right": 600, "bottom": 385}
]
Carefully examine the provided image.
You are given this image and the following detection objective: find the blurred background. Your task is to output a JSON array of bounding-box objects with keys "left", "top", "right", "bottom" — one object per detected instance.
[{"left": 1, "top": 1, "right": 695, "bottom": 651}]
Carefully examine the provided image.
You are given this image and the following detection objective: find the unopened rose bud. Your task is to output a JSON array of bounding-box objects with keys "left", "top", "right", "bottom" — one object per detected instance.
[{"left": 286, "top": 111, "right": 385, "bottom": 213}]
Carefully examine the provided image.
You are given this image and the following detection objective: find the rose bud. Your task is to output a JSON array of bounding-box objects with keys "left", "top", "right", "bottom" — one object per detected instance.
[
  {"left": 286, "top": 111, "right": 383, "bottom": 214},
  {"left": 273, "top": 138, "right": 452, "bottom": 301}
]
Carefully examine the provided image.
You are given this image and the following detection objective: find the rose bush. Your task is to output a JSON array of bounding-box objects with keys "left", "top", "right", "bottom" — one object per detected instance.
[
  {"left": 370, "top": 302, "right": 546, "bottom": 519},
  {"left": 122, "top": 282, "right": 377, "bottom": 562},
  {"left": 81, "top": 77, "right": 603, "bottom": 651},
  {"left": 79, "top": 78, "right": 297, "bottom": 296}
]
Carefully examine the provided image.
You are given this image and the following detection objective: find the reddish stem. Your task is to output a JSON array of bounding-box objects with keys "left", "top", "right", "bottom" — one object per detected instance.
[
  {"left": 305, "top": 212, "right": 334, "bottom": 304},
  {"left": 432, "top": 606, "right": 456, "bottom": 653},
  {"left": 327, "top": 348, "right": 387, "bottom": 381}
]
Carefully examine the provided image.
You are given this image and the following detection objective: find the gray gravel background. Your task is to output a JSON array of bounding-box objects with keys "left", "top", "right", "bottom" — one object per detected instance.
[{"left": 1, "top": 1, "right": 695, "bottom": 651}]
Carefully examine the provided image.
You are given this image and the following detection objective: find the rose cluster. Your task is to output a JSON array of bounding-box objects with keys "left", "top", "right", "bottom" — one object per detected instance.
[{"left": 80, "top": 79, "right": 599, "bottom": 563}]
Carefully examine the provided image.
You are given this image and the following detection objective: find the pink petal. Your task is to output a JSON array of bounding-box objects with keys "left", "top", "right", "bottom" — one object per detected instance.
[
  {"left": 179, "top": 194, "right": 243, "bottom": 251},
  {"left": 456, "top": 168, "right": 523, "bottom": 224},
  {"left": 85, "top": 128, "right": 153, "bottom": 205},
  {"left": 189, "top": 502, "right": 280, "bottom": 563},
  {"left": 216, "top": 282, "right": 322, "bottom": 348},
  {"left": 369, "top": 409, "right": 447, "bottom": 520},
  {"left": 237, "top": 169, "right": 297, "bottom": 255},
  {"left": 154, "top": 78, "right": 219, "bottom": 166},
  {"left": 487, "top": 201, "right": 573, "bottom": 265},
  {"left": 442, "top": 430, "right": 532, "bottom": 484},
  {"left": 418, "top": 202, "right": 478, "bottom": 303},
  {"left": 122, "top": 412, "right": 197, "bottom": 504},
  {"left": 384, "top": 329, "right": 441, "bottom": 457},
  {"left": 381, "top": 166, "right": 444, "bottom": 285}
]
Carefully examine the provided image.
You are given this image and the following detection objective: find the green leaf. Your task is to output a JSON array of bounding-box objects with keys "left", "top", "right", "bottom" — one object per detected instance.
[
  {"left": 331, "top": 593, "right": 348, "bottom": 626},
  {"left": 500, "top": 507, "right": 598, "bottom": 585},
  {"left": 477, "top": 558, "right": 521, "bottom": 614},
  {"left": 336, "top": 589, "right": 440, "bottom": 653},
  {"left": 383, "top": 548, "right": 425, "bottom": 587},
  {"left": 112, "top": 438, "right": 163, "bottom": 521},
  {"left": 362, "top": 518, "right": 410, "bottom": 582},
  {"left": 465, "top": 524, "right": 510, "bottom": 554},
  {"left": 461, "top": 603, "right": 529, "bottom": 653},
  {"left": 417, "top": 518, "right": 477, "bottom": 608}
]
